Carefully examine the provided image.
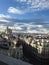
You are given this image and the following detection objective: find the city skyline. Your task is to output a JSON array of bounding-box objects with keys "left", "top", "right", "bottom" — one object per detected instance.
[{"left": 0, "top": 0, "right": 49, "bottom": 33}]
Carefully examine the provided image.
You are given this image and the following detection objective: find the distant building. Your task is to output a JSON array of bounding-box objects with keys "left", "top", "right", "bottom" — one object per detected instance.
[
  {"left": 30, "top": 38, "right": 49, "bottom": 59},
  {"left": 2, "top": 26, "right": 13, "bottom": 40},
  {"left": 15, "top": 45, "right": 23, "bottom": 60},
  {"left": 0, "top": 41, "right": 12, "bottom": 56},
  {"left": 10, "top": 45, "right": 23, "bottom": 60},
  {"left": 5, "top": 26, "right": 12, "bottom": 35}
]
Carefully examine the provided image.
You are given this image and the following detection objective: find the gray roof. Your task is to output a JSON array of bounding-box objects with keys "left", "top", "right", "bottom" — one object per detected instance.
[{"left": 0, "top": 54, "right": 32, "bottom": 65}]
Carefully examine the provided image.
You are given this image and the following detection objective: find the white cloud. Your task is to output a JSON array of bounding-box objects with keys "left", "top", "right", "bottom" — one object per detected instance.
[
  {"left": 27, "top": 27, "right": 49, "bottom": 33},
  {"left": 0, "top": 25, "right": 6, "bottom": 32},
  {"left": 9, "top": 26, "right": 22, "bottom": 30},
  {"left": 0, "top": 19, "right": 10, "bottom": 23},
  {"left": 16, "top": 0, "right": 27, "bottom": 2},
  {"left": 0, "top": 17, "right": 49, "bottom": 33},
  {"left": 13, "top": 23, "right": 49, "bottom": 33},
  {"left": 0, "top": 14, "right": 11, "bottom": 23},
  {"left": 14, "top": 0, "right": 49, "bottom": 13},
  {"left": 27, "top": 30, "right": 38, "bottom": 33},
  {"left": 0, "top": 14, "right": 11, "bottom": 18},
  {"left": 0, "top": 22, "right": 49, "bottom": 33},
  {"left": 8, "top": 7, "right": 25, "bottom": 14},
  {"left": 31, "top": 0, "right": 49, "bottom": 10}
]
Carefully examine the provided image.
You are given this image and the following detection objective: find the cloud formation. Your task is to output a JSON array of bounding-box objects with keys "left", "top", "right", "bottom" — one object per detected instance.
[
  {"left": 0, "top": 14, "right": 49, "bottom": 33},
  {"left": 0, "top": 14, "right": 11, "bottom": 23},
  {"left": 0, "top": 14, "right": 11, "bottom": 18},
  {"left": 12, "top": 0, "right": 49, "bottom": 13},
  {"left": 0, "top": 23, "right": 49, "bottom": 33},
  {"left": 8, "top": 0, "right": 49, "bottom": 14},
  {"left": 8, "top": 7, "right": 25, "bottom": 14}
]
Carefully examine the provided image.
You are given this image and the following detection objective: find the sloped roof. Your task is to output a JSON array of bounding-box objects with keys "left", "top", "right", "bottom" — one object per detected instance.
[{"left": 0, "top": 54, "right": 32, "bottom": 65}]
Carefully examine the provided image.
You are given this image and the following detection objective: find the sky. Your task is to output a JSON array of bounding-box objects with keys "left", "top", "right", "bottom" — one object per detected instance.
[{"left": 0, "top": 0, "right": 49, "bottom": 33}]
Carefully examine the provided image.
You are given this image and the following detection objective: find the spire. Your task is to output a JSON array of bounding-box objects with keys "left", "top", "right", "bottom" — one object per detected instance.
[
  {"left": 5, "top": 26, "right": 12, "bottom": 34},
  {"left": 7, "top": 26, "right": 8, "bottom": 30}
]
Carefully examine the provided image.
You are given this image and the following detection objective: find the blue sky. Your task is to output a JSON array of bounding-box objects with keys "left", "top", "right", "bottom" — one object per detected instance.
[{"left": 0, "top": 0, "right": 49, "bottom": 33}]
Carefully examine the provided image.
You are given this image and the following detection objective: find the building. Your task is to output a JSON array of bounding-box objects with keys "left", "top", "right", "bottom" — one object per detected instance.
[
  {"left": 15, "top": 45, "right": 23, "bottom": 60},
  {"left": 5, "top": 26, "right": 12, "bottom": 35},
  {"left": 30, "top": 37, "right": 49, "bottom": 59}
]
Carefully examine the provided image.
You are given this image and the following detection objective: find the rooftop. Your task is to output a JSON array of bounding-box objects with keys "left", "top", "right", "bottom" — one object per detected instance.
[{"left": 0, "top": 54, "right": 32, "bottom": 65}]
